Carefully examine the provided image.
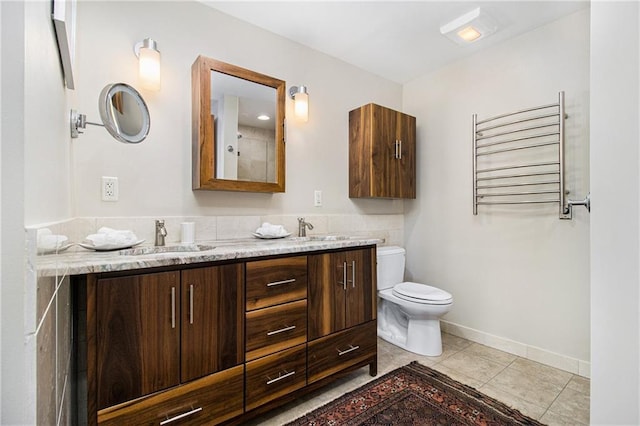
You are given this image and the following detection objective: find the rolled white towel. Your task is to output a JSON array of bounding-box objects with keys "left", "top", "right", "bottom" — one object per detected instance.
[
  {"left": 86, "top": 227, "right": 138, "bottom": 247},
  {"left": 255, "top": 222, "right": 288, "bottom": 237},
  {"left": 37, "top": 228, "right": 69, "bottom": 250}
]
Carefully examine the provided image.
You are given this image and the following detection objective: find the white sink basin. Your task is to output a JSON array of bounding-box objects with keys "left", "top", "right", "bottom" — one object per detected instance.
[{"left": 119, "top": 244, "right": 216, "bottom": 256}]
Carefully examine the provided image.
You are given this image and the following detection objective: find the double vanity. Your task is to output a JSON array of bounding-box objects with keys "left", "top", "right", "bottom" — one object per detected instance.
[{"left": 41, "top": 236, "right": 380, "bottom": 425}]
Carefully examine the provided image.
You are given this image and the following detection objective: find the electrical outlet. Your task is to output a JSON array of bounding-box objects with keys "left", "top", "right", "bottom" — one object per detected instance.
[
  {"left": 314, "top": 190, "right": 322, "bottom": 207},
  {"left": 102, "top": 176, "right": 119, "bottom": 201}
]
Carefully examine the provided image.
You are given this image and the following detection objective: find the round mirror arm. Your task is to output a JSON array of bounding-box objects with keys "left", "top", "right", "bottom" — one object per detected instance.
[{"left": 70, "top": 109, "right": 104, "bottom": 138}]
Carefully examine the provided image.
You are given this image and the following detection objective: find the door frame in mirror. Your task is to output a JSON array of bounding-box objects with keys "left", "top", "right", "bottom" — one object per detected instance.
[{"left": 192, "top": 55, "right": 286, "bottom": 192}]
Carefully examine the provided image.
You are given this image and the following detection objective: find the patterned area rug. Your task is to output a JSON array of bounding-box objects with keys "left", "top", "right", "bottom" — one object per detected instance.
[{"left": 287, "top": 361, "right": 544, "bottom": 425}]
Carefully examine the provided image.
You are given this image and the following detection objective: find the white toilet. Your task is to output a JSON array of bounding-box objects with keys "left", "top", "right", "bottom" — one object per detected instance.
[{"left": 376, "top": 246, "right": 453, "bottom": 356}]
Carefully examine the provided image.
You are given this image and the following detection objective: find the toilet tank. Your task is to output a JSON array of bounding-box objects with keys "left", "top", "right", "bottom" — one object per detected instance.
[{"left": 376, "top": 246, "right": 406, "bottom": 291}]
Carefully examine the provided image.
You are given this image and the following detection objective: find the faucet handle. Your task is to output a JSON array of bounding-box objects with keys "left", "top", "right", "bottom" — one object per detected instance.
[{"left": 297, "top": 217, "right": 305, "bottom": 223}]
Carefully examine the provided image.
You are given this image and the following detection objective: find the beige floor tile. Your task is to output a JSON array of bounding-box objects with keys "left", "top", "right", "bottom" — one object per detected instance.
[
  {"left": 540, "top": 408, "right": 588, "bottom": 425},
  {"left": 509, "top": 358, "right": 573, "bottom": 388},
  {"left": 460, "top": 342, "right": 518, "bottom": 366},
  {"left": 565, "top": 374, "right": 590, "bottom": 395},
  {"left": 438, "top": 350, "right": 508, "bottom": 383},
  {"left": 487, "top": 365, "right": 566, "bottom": 408},
  {"left": 479, "top": 383, "right": 548, "bottom": 420},
  {"left": 442, "top": 332, "right": 473, "bottom": 351},
  {"left": 547, "top": 386, "right": 590, "bottom": 424},
  {"left": 430, "top": 363, "right": 485, "bottom": 389}
]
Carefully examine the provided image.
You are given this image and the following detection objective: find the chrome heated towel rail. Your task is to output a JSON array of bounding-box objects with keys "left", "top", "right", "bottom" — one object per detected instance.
[{"left": 473, "top": 92, "right": 589, "bottom": 219}]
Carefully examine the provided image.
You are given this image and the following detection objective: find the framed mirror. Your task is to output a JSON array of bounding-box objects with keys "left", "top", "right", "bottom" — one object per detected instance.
[{"left": 192, "top": 56, "right": 285, "bottom": 192}]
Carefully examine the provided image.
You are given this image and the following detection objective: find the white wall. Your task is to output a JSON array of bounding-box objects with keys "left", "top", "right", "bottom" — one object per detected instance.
[
  {"left": 73, "top": 1, "right": 405, "bottom": 219},
  {"left": 403, "top": 10, "right": 591, "bottom": 365},
  {"left": 590, "top": 2, "right": 639, "bottom": 424}
]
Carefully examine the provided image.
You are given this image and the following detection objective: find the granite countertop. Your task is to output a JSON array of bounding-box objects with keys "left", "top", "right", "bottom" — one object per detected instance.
[{"left": 37, "top": 236, "right": 383, "bottom": 276}]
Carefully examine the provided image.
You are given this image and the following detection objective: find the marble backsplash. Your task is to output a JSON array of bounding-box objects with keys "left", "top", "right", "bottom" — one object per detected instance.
[{"left": 30, "top": 213, "right": 404, "bottom": 249}]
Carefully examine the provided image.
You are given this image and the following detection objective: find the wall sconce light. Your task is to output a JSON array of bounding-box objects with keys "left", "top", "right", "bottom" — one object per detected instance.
[
  {"left": 289, "top": 85, "right": 309, "bottom": 122},
  {"left": 440, "top": 8, "right": 497, "bottom": 45},
  {"left": 134, "top": 38, "right": 161, "bottom": 91}
]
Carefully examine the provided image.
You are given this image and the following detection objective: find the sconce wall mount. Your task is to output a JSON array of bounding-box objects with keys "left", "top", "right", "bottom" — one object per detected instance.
[{"left": 134, "top": 37, "right": 161, "bottom": 91}]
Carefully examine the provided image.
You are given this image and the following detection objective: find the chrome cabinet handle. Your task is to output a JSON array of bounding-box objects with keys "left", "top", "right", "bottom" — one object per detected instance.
[
  {"left": 351, "top": 260, "right": 356, "bottom": 288},
  {"left": 266, "top": 278, "right": 296, "bottom": 287},
  {"left": 266, "top": 325, "right": 296, "bottom": 336},
  {"left": 343, "top": 261, "right": 347, "bottom": 290},
  {"left": 170, "top": 287, "right": 176, "bottom": 329},
  {"left": 337, "top": 345, "right": 360, "bottom": 356},
  {"left": 266, "top": 370, "right": 295, "bottom": 385},
  {"left": 399, "top": 139, "right": 402, "bottom": 159},
  {"left": 189, "top": 284, "right": 194, "bottom": 325},
  {"left": 394, "top": 139, "right": 399, "bottom": 159},
  {"left": 160, "top": 407, "right": 203, "bottom": 425}
]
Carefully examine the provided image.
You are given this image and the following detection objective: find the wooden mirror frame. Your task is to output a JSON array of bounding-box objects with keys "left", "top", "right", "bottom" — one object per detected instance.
[{"left": 192, "top": 55, "right": 286, "bottom": 192}]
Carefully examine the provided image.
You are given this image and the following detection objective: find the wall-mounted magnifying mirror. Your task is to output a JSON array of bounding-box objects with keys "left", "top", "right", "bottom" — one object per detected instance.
[
  {"left": 192, "top": 56, "right": 285, "bottom": 192},
  {"left": 70, "top": 83, "right": 150, "bottom": 144}
]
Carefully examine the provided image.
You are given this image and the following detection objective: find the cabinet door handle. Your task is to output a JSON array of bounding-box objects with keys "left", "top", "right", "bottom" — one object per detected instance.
[
  {"left": 394, "top": 139, "right": 399, "bottom": 159},
  {"left": 337, "top": 345, "right": 360, "bottom": 356},
  {"left": 351, "top": 260, "right": 356, "bottom": 288},
  {"left": 343, "top": 261, "right": 347, "bottom": 290},
  {"left": 159, "top": 407, "right": 203, "bottom": 425},
  {"left": 266, "top": 278, "right": 296, "bottom": 287},
  {"left": 398, "top": 139, "right": 402, "bottom": 159},
  {"left": 170, "top": 287, "right": 176, "bottom": 329},
  {"left": 267, "top": 325, "right": 296, "bottom": 336},
  {"left": 189, "top": 284, "right": 194, "bottom": 325},
  {"left": 266, "top": 370, "right": 296, "bottom": 385}
]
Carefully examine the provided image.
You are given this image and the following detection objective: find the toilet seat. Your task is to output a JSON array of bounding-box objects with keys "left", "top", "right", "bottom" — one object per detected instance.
[{"left": 392, "top": 282, "right": 453, "bottom": 305}]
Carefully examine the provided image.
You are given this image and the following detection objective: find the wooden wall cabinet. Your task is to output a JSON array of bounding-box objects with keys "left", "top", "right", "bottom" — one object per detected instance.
[{"left": 349, "top": 103, "right": 416, "bottom": 199}]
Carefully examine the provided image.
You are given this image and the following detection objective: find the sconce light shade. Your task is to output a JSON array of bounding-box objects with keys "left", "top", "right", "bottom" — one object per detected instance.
[
  {"left": 134, "top": 38, "right": 161, "bottom": 91},
  {"left": 289, "top": 85, "right": 309, "bottom": 122},
  {"left": 440, "top": 8, "right": 497, "bottom": 45}
]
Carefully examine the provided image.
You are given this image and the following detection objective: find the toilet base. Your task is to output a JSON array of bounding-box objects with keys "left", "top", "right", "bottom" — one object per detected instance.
[{"left": 377, "top": 317, "right": 444, "bottom": 357}]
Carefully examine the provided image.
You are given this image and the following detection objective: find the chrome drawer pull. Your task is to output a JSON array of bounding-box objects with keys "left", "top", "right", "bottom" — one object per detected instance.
[
  {"left": 267, "top": 325, "right": 296, "bottom": 336},
  {"left": 266, "top": 278, "right": 296, "bottom": 287},
  {"left": 189, "top": 284, "right": 194, "bottom": 325},
  {"left": 266, "top": 370, "right": 295, "bottom": 385},
  {"left": 160, "top": 407, "right": 203, "bottom": 425},
  {"left": 337, "top": 345, "right": 360, "bottom": 356}
]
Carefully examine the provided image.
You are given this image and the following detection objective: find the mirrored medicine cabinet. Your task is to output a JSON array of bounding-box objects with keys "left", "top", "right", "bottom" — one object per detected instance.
[{"left": 192, "top": 55, "right": 286, "bottom": 193}]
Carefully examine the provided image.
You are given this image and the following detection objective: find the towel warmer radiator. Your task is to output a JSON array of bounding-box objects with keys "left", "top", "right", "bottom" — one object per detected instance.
[{"left": 473, "top": 91, "right": 589, "bottom": 219}]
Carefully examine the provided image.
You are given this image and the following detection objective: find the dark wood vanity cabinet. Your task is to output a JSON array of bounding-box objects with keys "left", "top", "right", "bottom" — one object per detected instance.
[
  {"left": 83, "top": 247, "right": 377, "bottom": 425},
  {"left": 349, "top": 103, "right": 416, "bottom": 199},
  {"left": 307, "top": 247, "right": 378, "bottom": 384},
  {"left": 88, "top": 264, "right": 244, "bottom": 425}
]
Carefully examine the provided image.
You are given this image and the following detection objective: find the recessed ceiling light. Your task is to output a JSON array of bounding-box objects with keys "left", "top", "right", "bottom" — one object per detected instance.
[
  {"left": 257, "top": 114, "right": 270, "bottom": 121},
  {"left": 440, "top": 7, "right": 497, "bottom": 45}
]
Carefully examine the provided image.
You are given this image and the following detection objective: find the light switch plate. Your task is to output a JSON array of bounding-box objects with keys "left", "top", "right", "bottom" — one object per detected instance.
[{"left": 314, "top": 190, "right": 322, "bottom": 207}]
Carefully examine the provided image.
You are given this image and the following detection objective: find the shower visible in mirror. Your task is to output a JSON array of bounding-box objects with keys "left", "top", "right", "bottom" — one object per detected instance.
[{"left": 70, "top": 83, "right": 150, "bottom": 144}]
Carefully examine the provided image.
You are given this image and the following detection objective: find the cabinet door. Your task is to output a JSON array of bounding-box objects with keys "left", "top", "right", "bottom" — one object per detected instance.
[
  {"left": 393, "top": 111, "right": 416, "bottom": 199},
  {"left": 345, "top": 248, "right": 376, "bottom": 329},
  {"left": 369, "top": 105, "right": 399, "bottom": 198},
  {"left": 180, "top": 264, "right": 244, "bottom": 383},
  {"left": 96, "top": 271, "right": 180, "bottom": 410},
  {"left": 308, "top": 247, "right": 377, "bottom": 339}
]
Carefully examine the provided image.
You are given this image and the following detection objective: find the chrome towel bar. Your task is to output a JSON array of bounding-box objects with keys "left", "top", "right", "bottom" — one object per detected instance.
[{"left": 473, "top": 92, "right": 589, "bottom": 219}]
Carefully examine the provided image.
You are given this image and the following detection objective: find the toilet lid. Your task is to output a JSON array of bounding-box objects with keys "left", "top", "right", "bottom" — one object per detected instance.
[{"left": 392, "top": 282, "right": 453, "bottom": 304}]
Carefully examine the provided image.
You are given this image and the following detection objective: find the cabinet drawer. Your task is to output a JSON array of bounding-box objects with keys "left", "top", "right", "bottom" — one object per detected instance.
[
  {"left": 246, "top": 256, "right": 307, "bottom": 310},
  {"left": 246, "top": 299, "right": 307, "bottom": 361},
  {"left": 308, "top": 321, "right": 377, "bottom": 384},
  {"left": 97, "top": 365, "right": 244, "bottom": 426},
  {"left": 245, "top": 345, "right": 307, "bottom": 411}
]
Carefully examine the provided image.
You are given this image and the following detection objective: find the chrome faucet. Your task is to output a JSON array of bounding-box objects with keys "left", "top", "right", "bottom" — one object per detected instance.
[
  {"left": 297, "top": 217, "right": 314, "bottom": 237},
  {"left": 155, "top": 220, "right": 167, "bottom": 246}
]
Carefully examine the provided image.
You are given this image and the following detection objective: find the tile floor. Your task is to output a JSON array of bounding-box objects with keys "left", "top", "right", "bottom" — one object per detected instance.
[{"left": 248, "top": 333, "right": 590, "bottom": 425}]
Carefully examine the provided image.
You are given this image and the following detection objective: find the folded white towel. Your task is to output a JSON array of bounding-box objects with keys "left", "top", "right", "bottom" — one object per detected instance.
[
  {"left": 37, "top": 228, "right": 69, "bottom": 250},
  {"left": 86, "top": 227, "right": 138, "bottom": 247},
  {"left": 255, "top": 222, "right": 289, "bottom": 237}
]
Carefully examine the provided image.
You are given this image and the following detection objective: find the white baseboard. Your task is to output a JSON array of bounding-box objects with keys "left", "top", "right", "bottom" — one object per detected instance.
[{"left": 441, "top": 321, "right": 591, "bottom": 378}]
